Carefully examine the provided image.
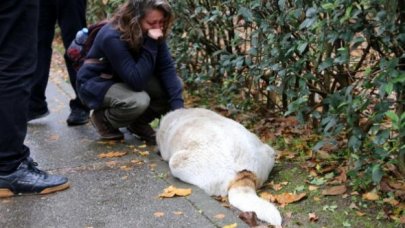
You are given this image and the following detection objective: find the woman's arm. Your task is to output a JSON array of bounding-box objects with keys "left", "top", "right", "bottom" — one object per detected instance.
[
  {"left": 155, "top": 42, "right": 184, "bottom": 110},
  {"left": 101, "top": 31, "right": 159, "bottom": 91}
]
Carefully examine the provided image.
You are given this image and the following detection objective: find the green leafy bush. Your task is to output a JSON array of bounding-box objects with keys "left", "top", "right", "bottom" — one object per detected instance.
[{"left": 167, "top": 0, "right": 405, "bottom": 187}]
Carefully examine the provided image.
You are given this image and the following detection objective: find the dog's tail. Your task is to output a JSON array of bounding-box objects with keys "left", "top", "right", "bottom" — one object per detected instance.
[{"left": 228, "top": 170, "right": 282, "bottom": 226}]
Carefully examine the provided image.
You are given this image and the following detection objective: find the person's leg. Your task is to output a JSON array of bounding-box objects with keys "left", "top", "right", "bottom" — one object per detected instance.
[
  {"left": 27, "top": 0, "right": 57, "bottom": 121},
  {"left": 0, "top": 0, "right": 69, "bottom": 197},
  {"left": 90, "top": 83, "right": 150, "bottom": 140},
  {"left": 104, "top": 83, "right": 151, "bottom": 128},
  {"left": 127, "top": 76, "right": 171, "bottom": 145},
  {"left": 58, "top": 0, "right": 89, "bottom": 126}
]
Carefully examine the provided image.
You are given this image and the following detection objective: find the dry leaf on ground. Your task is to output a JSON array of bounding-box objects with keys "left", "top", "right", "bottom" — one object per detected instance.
[
  {"left": 98, "top": 151, "right": 127, "bottom": 158},
  {"left": 47, "top": 134, "right": 60, "bottom": 141},
  {"left": 309, "top": 185, "right": 319, "bottom": 191},
  {"left": 159, "top": 185, "right": 192, "bottom": 198},
  {"left": 131, "top": 159, "right": 144, "bottom": 165},
  {"left": 105, "top": 161, "right": 118, "bottom": 167},
  {"left": 214, "top": 213, "right": 226, "bottom": 219},
  {"left": 261, "top": 192, "right": 307, "bottom": 206},
  {"left": 275, "top": 192, "right": 307, "bottom": 205},
  {"left": 383, "top": 197, "right": 399, "bottom": 206},
  {"left": 362, "top": 191, "right": 380, "bottom": 201},
  {"left": 308, "top": 212, "right": 319, "bottom": 222},
  {"left": 138, "top": 151, "right": 150, "bottom": 156},
  {"left": 239, "top": 211, "right": 258, "bottom": 227},
  {"left": 153, "top": 212, "right": 164, "bottom": 217},
  {"left": 223, "top": 223, "right": 238, "bottom": 228},
  {"left": 321, "top": 185, "right": 347, "bottom": 196}
]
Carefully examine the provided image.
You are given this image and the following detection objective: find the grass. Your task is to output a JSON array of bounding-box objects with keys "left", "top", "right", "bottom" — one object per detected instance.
[{"left": 266, "top": 161, "right": 402, "bottom": 228}]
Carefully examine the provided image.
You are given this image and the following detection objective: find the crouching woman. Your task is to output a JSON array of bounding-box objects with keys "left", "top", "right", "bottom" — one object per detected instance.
[{"left": 76, "top": 0, "right": 184, "bottom": 144}]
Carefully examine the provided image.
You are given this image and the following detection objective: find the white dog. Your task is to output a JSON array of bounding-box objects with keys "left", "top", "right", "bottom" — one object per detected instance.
[{"left": 156, "top": 108, "right": 282, "bottom": 225}]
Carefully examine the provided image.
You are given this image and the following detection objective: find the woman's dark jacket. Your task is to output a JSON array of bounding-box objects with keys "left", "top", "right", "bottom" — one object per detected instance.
[{"left": 76, "top": 23, "right": 184, "bottom": 110}]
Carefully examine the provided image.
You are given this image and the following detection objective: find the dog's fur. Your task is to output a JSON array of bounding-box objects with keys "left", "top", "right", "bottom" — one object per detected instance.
[{"left": 156, "top": 108, "right": 282, "bottom": 225}]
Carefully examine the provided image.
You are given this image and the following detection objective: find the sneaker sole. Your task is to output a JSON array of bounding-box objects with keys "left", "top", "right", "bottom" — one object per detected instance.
[{"left": 0, "top": 182, "right": 70, "bottom": 198}]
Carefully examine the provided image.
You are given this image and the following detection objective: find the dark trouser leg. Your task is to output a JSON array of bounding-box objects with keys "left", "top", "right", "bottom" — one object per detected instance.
[
  {"left": 0, "top": 0, "right": 38, "bottom": 172},
  {"left": 142, "top": 75, "right": 171, "bottom": 123},
  {"left": 127, "top": 76, "right": 171, "bottom": 145},
  {"left": 28, "top": 0, "right": 56, "bottom": 114},
  {"left": 0, "top": 84, "right": 31, "bottom": 172},
  {"left": 58, "top": 0, "right": 88, "bottom": 111}
]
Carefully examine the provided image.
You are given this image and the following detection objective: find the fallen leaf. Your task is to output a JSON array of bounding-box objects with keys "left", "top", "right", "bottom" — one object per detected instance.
[
  {"left": 309, "top": 185, "right": 319, "bottom": 191},
  {"left": 97, "top": 140, "right": 120, "bottom": 145},
  {"left": 214, "top": 195, "right": 228, "bottom": 203},
  {"left": 149, "top": 163, "right": 157, "bottom": 171},
  {"left": 105, "top": 161, "right": 118, "bottom": 168},
  {"left": 272, "top": 183, "right": 284, "bottom": 191},
  {"left": 138, "top": 144, "right": 147, "bottom": 148},
  {"left": 362, "top": 191, "right": 380, "bottom": 201},
  {"left": 154, "top": 212, "right": 164, "bottom": 217},
  {"left": 308, "top": 212, "right": 318, "bottom": 222},
  {"left": 383, "top": 197, "right": 399, "bottom": 206},
  {"left": 401, "top": 216, "right": 405, "bottom": 224},
  {"left": 47, "top": 134, "right": 60, "bottom": 142},
  {"left": 277, "top": 150, "right": 296, "bottom": 160},
  {"left": 309, "top": 169, "right": 318, "bottom": 177},
  {"left": 214, "top": 213, "right": 226, "bottom": 219},
  {"left": 349, "top": 202, "right": 359, "bottom": 210},
  {"left": 321, "top": 185, "right": 347, "bottom": 196},
  {"left": 380, "top": 179, "right": 394, "bottom": 192},
  {"left": 159, "top": 185, "right": 192, "bottom": 198},
  {"left": 351, "top": 191, "right": 359, "bottom": 195},
  {"left": 239, "top": 211, "right": 258, "bottom": 227},
  {"left": 388, "top": 180, "right": 405, "bottom": 191},
  {"left": 273, "top": 192, "right": 307, "bottom": 205},
  {"left": 131, "top": 159, "right": 144, "bottom": 165},
  {"left": 260, "top": 192, "right": 276, "bottom": 202},
  {"left": 356, "top": 211, "right": 365, "bottom": 217},
  {"left": 139, "top": 151, "right": 150, "bottom": 156},
  {"left": 313, "top": 196, "right": 321, "bottom": 201},
  {"left": 173, "top": 211, "right": 183, "bottom": 216},
  {"left": 316, "top": 150, "right": 332, "bottom": 160},
  {"left": 98, "top": 151, "right": 127, "bottom": 158},
  {"left": 335, "top": 167, "right": 347, "bottom": 183},
  {"left": 223, "top": 223, "right": 237, "bottom": 228},
  {"left": 120, "top": 165, "right": 132, "bottom": 171}
]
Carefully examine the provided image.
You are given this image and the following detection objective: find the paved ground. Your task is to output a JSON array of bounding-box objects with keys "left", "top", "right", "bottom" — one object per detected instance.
[{"left": 0, "top": 73, "right": 248, "bottom": 228}]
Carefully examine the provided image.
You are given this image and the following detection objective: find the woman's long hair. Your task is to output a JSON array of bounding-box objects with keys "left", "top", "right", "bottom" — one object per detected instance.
[{"left": 110, "top": 0, "right": 174, "bottom": 53}]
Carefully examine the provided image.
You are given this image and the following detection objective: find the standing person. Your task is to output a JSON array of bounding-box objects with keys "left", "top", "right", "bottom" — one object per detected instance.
[
  {"left": 0, "top": 0, "right": 69, "bottom": 197},
  {"left": 28, "top": 0, "right": 90, "bottom": 126},
  {"left": 76, "top": 0, "right": 184, "bottom": 144}
]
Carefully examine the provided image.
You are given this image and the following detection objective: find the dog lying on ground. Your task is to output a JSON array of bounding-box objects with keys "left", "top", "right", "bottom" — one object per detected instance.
[{"left": 156, "top": 108, "right": 282, "bottom": 225}]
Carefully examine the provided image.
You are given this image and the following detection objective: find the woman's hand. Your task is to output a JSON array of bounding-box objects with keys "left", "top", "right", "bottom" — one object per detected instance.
[{"left": 147, "top": 28, "right": 163, "bottom": 40}]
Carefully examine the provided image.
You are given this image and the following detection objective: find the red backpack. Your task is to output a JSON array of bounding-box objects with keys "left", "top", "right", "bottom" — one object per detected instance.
[{"left": 67, "top": 20, "right": 108, "bottom": 71}]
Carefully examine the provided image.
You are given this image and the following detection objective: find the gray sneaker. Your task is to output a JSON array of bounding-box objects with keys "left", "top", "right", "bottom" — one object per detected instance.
[{"left": 0, "top": 158, "right": 69, "bottom": 197}]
